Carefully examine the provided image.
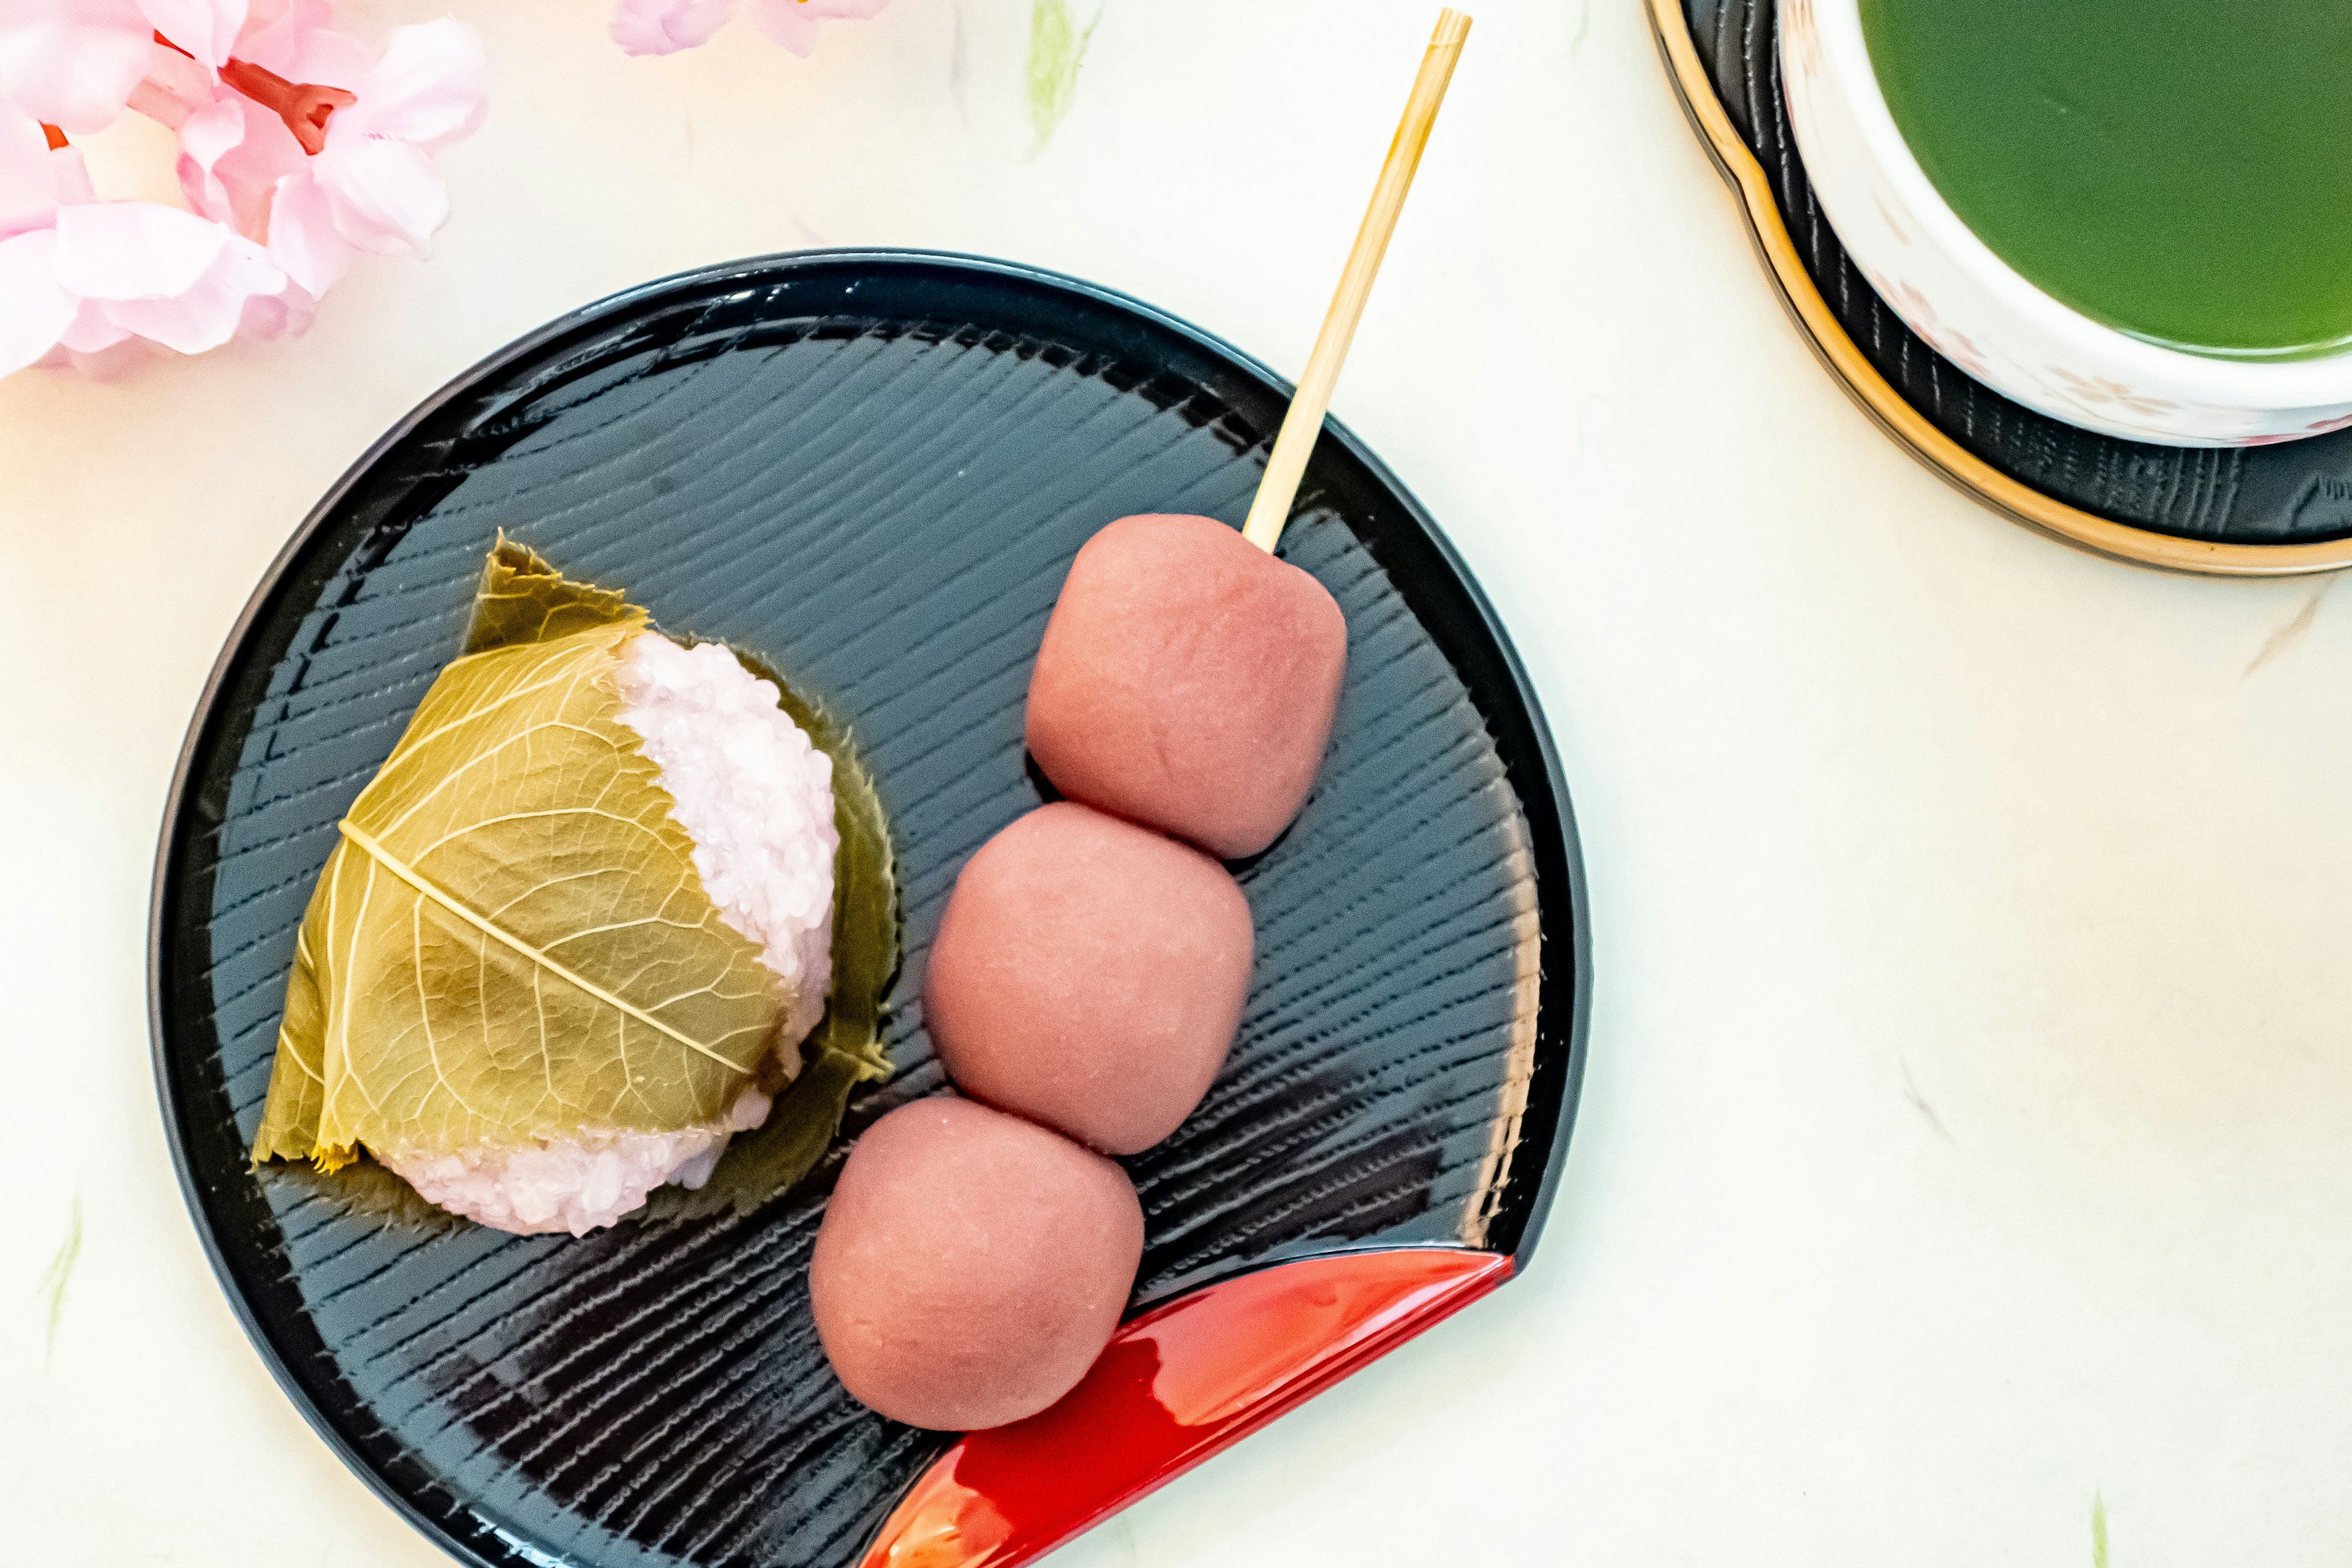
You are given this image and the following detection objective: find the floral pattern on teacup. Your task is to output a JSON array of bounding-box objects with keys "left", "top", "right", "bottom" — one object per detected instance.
[
  {"left": 1784, "top": 0, "right": 1823, "bottom": 80},
  {"left": 1872, "top": 192, "right": 1912, "bottom": 249},
  {"left": 2045, "top": 368, "right": 2179, "bottom": 420},
  {"left": 2232, "top": 410, "right": 2352, "bottom": 447},
  {"left": 1868, "top": 271, "right": 1993, "bottom": 382}
]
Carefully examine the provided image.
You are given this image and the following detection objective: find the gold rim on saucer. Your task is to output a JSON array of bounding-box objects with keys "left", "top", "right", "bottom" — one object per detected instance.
[{"left": 1646, "top": 0, "right": 2352, "bottom": 578}]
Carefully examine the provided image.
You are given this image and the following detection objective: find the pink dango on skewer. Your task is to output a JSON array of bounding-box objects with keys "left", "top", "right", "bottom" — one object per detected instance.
[
  {"left": 1026, "top": 514, "right": 1347, "bottom": 861},
  {"left": 809, "top": 10, "right": 1472, "bottom": 1434},
  {"left": 1028, "top": 6, "right": 1468, "bottom": 862},
  {"left": 809, "top": 1098, "right": 1144, "bottom": 1431},
  {"left": 925, "top": 801, "right": 1254, "bottom": 1156}
]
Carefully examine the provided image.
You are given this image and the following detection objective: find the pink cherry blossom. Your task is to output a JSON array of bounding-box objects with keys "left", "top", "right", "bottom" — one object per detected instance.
[
  {"left": 141, "top": 0, "right": 246, "bottom": 67},
  {"left": 611, "top": 0, "right": 733, "bottom": 55},
  {"left": 0, "top": 0, "right": 247, "bottom": 132},
  {"left": 0, "top": 0, "right": 477, "bottom": 379},
  {"left": 0, "top": 0, "right": 153, "bottom": 132},
  {"left": 53, "top": 199, "right": 284, "bottom": 349},
  {"left": 611, "top": 0, "right": 888, "bottom": 58},
  {"left": 0, "top": 102, "right": 290, "bottom": 376},
  {"left": 176, "top": 7, "right": 483, "bottom": 296},
  {"left": 0, "top": 100, "right": 89, "bottom": 232},
  {"left": 126, "top": 37, "right": 214, "bottom": 129},
  {"left": 747, "top": 0, "right": 888, "bottom": 55}
]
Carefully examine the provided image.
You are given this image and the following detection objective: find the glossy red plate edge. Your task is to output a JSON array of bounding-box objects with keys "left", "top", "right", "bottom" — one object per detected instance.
[{"left": 858, "top": 1245, "right": 1513, "bottom": 1568}]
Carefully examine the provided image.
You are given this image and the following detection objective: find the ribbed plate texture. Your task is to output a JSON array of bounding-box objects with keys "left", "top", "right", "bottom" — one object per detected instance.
[
  {"left": 154, "top": 254, "right": 1585, "bottom": 1568},
  {"left": 1688, "top": 0, "right": 2352, "bottom": 545}
]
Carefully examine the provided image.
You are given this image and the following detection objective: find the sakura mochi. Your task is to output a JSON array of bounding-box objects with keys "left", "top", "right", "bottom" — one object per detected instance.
[
  {"left": 809, "top": 1098, "right": 1144, "bottom": 1431},
  {"left": 1025, "top": 513, "right": 1348, "bottom": 860},
  {"left": 924, "top": 802, "right": 1253, "bottom": 1156},
  {"left": 250, "top": 543, "right": 845, "bottom": 1238}
]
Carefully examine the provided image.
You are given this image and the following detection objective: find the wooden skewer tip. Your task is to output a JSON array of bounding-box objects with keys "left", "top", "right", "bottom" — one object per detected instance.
[{"left": 1240, "top": 10, "right": 1472, "bottom": 554}]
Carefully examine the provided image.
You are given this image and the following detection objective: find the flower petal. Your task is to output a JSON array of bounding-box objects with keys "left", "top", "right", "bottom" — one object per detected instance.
[
  {"left": 744, "top": 0, "right": 888, "bottom": 51},
  {"left": 314, "top": 134, "right": 443, "bottom": 257},
  {"left": 175, "top": 94, "right": 243, "bottom": 222},
  {"left": 40, "top": 330, "right": 153, "bottom": 376},
  {"left": 0, "top": 0, "right": 153, "bottom": 132},
  {"left": 344, "top": 19, "right": 484, "bottom": 148},
  {"left": 51, "top": 200, "right": 229, "bottom": 300},
  {"left": 125, "top": 38, "right": 216, "bottom": 129},
  {"left": 98, "top": 225, "right": 282, "bottom": 352},
  {"left": 0, "top": 228, "right": 75, "bottom": 376},
  {"left": 0, "top": 104, "right": 59, "bottom": 235},
  {"left": 612, "top": 0, "right": 737, "bottom": 55},
  {"left": 234, "top": 273, "right": 312, "bottom": 341},
  {"left": 742, "top": 0, "right": 818, "bottom": 53},
  {"left": 56, "top": 299, "right": 133, "bottom": 355},
  {"left": 263, "top": 168, "right": 352, "bottom": 294},
  {"left": 234, "top": 0, "right": 368, "bottom": 89},
  {"left": 178, "top": 91, "right": 298, "bottom": 240},
  {"left": 138, "top": 0, "right": 247, "bottom": 69},
  {"left": 50, "top": 144, "right": 94, "bottom": 206}
]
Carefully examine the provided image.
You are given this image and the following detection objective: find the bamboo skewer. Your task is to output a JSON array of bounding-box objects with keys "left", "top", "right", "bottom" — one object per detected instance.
[{"left": 1240, "top": 9, "right": 1472, "bottom": 554}]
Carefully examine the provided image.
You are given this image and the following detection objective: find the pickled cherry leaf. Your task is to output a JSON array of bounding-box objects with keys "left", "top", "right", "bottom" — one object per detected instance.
[
  {"left": 252, "top": 543, "right": 786, "bottom": 1169},
  {"left": 463, "top": 532, "right": 644, "bottom": 654}
]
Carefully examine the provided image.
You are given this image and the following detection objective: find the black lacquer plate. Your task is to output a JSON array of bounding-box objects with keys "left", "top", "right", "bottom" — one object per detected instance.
[
  {"left": 1676, "top": 0, "right": 2352, "bottom": 565},
  {"left": 151, "top": 252, "right": 1590, "bottom": 1568}
]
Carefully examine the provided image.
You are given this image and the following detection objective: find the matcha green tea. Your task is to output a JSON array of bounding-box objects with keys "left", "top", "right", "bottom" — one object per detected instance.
[{"left": 1859, "top": 0, "right": 2352, "bottom": 360}]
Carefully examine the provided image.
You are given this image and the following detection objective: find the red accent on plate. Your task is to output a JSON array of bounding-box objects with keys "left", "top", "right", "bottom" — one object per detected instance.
[{"left": 858, "top": 1246, "right": 1512, "bottom": 1568}]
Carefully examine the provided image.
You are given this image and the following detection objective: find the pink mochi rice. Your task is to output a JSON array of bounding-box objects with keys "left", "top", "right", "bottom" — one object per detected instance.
[{"left": 377, "top": 630, "right": 839, "bottom": 1236}]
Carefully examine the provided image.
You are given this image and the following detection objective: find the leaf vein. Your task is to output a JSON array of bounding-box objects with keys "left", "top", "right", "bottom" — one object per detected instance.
[{"left": 336, "top": 820, "right": 755, "bottom": 1076}]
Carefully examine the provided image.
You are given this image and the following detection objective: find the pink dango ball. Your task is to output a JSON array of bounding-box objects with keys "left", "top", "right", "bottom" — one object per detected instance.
[
  {"left": 1025, "top": 513, "right": 1348, "bottom": 860},
  {"left": 809, "top": 1097, "right": 1144, "bottom": 1431},
  {"left": 924, "top": 802, "right": 1253, "bottom": 1156}
]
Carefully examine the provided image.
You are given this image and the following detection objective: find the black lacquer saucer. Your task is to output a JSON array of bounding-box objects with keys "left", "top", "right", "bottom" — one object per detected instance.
[
  {"left": 1657, "top": 0, "right": 2352, "bottom": 575},
  {"left": 150, "top": 252, "right": 1591, "bottom": 1568}
]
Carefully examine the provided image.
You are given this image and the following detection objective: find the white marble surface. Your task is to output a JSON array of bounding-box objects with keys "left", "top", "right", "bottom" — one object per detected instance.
[{"left": 4, "top": 1, "right": 2350, "bottom": 1562}]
